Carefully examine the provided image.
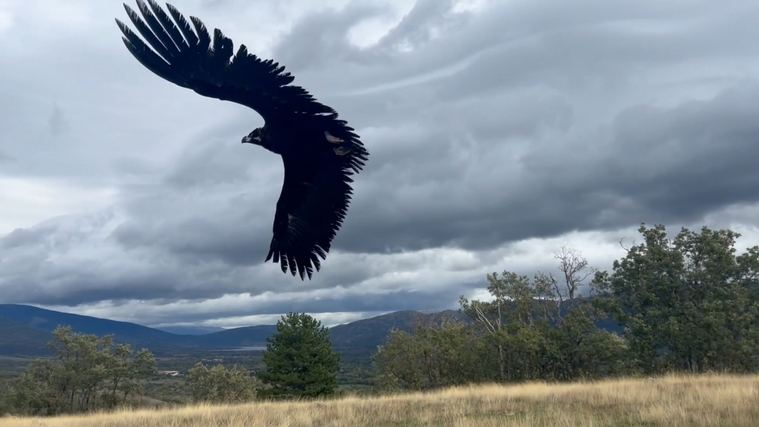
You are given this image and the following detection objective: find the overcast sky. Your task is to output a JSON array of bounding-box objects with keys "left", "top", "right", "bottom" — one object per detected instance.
[{"left": 1, "top": 0, "right": 759, "bottom": 329}]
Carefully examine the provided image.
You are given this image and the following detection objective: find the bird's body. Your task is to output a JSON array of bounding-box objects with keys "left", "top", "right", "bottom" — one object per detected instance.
[{"left": 117, "top": 0, "right": 368, "bottom": 279}]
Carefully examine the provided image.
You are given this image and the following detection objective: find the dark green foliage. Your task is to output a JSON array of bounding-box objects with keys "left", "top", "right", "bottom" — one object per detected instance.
[
  {"left": 544, "top": 306, "right": 631, "bottom": 380},
  {"left": 457, "top": 264, "right": 628, "bottom": 383},
  {"left": 469, "top": 305, "right": 628, "bottom": 383},
  {"left": 187, "top": 363, "right": 257, "bottom": 403},
  {"left": 374, "top": 307, "right": 629, "bottom": 390},
  {"left": 374, "top": 322, "right": 486, "bottom": 390},
  {"left": 376, "top": 226, "right": 758, "bottom": 390},
  {"left": 593, "top": 225, "right": 759, "bottom": 373},
  {"left": 0, "top": 379, "right": 11, "bottom": 415},
  {"left": 258, "top": 313, "right": 340, "bottom": 399},
  {"left": 377, "top": 251, "right": 630, "bottom": 391},
  {"left": 459, "top": 271, "right": 546, "bottom": 382},
  {"left": 4, "top": 326, "right": 156, "bottom": 415}
]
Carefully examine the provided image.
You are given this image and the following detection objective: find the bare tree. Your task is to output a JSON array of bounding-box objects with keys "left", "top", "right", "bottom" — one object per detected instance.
[
  {"left": 555, "top": 247, "right": 594, "bottom": 301},
  {"left": 534, "top": 248, "right": 595, "bottom": 321}
]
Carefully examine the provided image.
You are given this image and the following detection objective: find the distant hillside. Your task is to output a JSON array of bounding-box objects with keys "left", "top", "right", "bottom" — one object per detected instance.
[
  {"left": 0, "top": 316, "right": 51, "bottom": 356},
  {"left": 330, "top": 310, "right": 469, "bottom": 358},
  {"left": 201, "top": 325, "right": 278, "bottom": 348},
  {"left": 0, "top": 305, "right": 470, "bottom": 359},
  {"left": 0, "top": 304, "right": 197, "bottom": 354},
  {"left": 158, "top": 325, "right": 225, "bottom": 335},
  {"left": 0, "top": 303, "right": 619, "bottom": 359}
]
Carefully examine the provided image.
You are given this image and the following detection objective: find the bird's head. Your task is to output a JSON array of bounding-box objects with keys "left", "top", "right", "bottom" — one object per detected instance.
[{"left": 242, "top": 127, "right": 264, "bottom": 146}]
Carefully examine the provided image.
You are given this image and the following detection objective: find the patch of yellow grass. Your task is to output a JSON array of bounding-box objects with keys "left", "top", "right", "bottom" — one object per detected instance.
[{"left": 2, "top": 374, "right": 758, "bottom": 426}]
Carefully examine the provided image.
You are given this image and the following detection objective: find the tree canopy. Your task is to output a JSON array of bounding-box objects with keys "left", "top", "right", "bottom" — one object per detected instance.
[
  {"left": 593, "top": 224, "right": 759, "bottom": 373},
  {"left": 258, "top": 313, "right": 340, "bottom": 398},
  {"left": 6, "top": 326, "right": 155, "bottom": 415},
  {"left": 187, "top": 363, "right": 257, "bottom": 403}
]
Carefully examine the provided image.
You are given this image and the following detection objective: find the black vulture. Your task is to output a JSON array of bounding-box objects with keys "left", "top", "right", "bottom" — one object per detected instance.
[{"left": 116, "top": 1, "right": 368, "bottom": 279}]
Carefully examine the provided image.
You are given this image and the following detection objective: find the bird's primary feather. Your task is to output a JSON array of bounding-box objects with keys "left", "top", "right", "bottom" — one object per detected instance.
[{"left": 117, "top": 1, "right": 368, "bottom": 279}]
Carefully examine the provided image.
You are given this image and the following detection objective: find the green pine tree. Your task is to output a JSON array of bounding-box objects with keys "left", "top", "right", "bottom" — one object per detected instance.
[{"left": 258, "top": 313, "right": 339, "bottom": 399}]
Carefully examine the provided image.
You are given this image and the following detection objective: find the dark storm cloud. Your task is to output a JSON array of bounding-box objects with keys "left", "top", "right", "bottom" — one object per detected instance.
[
  {"left": 336, "top": 81, "right": 759, "bottom": 252},
  {"left": 0, "top": 206, "right": 487, "bottom": 315},
  {"left": 602, "top": 86, "right": 759, "bottom": 218},
  {"left": 2, "top": 0, "right": 759, "bottom": 326},
  {"left": 0, "top": 215, "right": 255, "bottom": 306},
  {"left": 282, "top": 0, "right": 759, "bottom": 253}
]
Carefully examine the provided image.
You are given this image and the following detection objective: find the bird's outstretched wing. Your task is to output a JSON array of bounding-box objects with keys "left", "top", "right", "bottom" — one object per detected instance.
[
  {"left": 117, "top": 1, "right": 368, "bottom": 279},
  {"left": 267, "top": 149, "right": 355, "bottom": 279},
  {"left": 116, "top": 0, "right": 334, "bottom": 122}
]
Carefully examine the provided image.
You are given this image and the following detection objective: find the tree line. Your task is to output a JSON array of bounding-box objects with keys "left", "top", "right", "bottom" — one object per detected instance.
[
  {"left": 186, "top": 312, "right": 340, "bottom": 402},
  {"left": 2, "top": 327, "right": 156, "bottom": 414},
  {"left": 1, "top": 312, "right": 340, "bottom": 415},
  {"left": 374, "top": 225, "right": 759, "bottom": 389}
]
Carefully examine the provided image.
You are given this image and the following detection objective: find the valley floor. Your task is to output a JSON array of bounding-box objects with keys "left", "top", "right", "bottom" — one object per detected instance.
[{"left": 2, "top": 374, "right": 758, "bottom": 427}]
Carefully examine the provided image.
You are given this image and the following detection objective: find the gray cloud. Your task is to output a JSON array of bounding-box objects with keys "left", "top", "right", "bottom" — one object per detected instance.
[
  {"left": 273, "top": 2, "right": 382, "bottom": 70},
  {"left": 1, "top": 0, "right": 759, "bottom": 327},
  {"left": 48, "top": 104, "right": 69, "bottom": 136}
]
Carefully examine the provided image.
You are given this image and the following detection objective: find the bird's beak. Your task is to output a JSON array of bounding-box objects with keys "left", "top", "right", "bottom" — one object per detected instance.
[{"left": 242, "top": 135, "right": 261, "bottom": 144}]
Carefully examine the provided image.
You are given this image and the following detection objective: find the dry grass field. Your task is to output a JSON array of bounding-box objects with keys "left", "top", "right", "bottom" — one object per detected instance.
[{"left": 2, "top": 374, "right": 757, "bottom": 427}]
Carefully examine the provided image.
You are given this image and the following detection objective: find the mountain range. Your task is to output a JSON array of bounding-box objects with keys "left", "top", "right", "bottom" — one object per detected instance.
[{"left": 0, "top": 304, "right": 466, "bottom": 358}]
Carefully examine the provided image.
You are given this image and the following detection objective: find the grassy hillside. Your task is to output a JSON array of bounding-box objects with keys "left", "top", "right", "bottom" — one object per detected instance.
[{"left": 2, "top": 374, "right": 757, "bottom": 426}]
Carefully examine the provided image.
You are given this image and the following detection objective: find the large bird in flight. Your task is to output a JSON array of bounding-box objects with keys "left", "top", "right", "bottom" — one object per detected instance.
[{"left": 116, "top": 1, "right": 368, "bottom": 279}]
